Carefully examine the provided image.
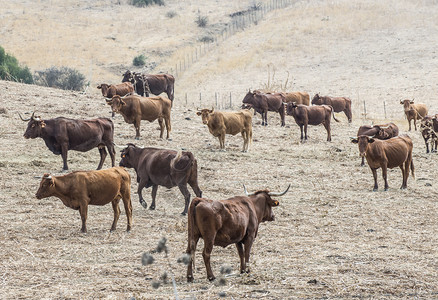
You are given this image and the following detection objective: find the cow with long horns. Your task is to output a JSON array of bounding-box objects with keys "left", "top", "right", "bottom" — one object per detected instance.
[
  {"left": 20, "top": 112, "right": 115, "bottom": 171},
  {"left": 186, "top": 184, "right": 290, "bottom": 282}
]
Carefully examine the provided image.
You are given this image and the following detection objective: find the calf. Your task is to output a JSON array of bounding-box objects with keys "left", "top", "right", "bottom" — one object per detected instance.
[
  {"left": 35, "top": 167, "right": 132, "bottom": 233},
  {"left": 285, "top": 102, "right": 339, "bottom": 141},
  {"left": 400, "top": 99, "right": 428, "bottom": 131},
  {"left": 186, "top": 184, "right": 290, "bottom": 282},
  {"left": 351, "top": 135, "right": 414, "bottom": 191},
  {"left": 357, "top": 122, "right": 399, "bottom": 166},
  {"left": 119, "top": 144, "right": 202, "bottom": 215},
  {"left": 106, "top": 95, "right": 171, "bottom": 139},
  {"left": 97, "top": 82, "right": 134, "bottom": 117},
  {"left": 311, "top": 94, "right": 352, "bottom": 123},
  {"left": 196, "top": 108, "right": 253, "bottom": 152},
  {"left": 420, "top": 116, "right": 437, "bottom": 153}
]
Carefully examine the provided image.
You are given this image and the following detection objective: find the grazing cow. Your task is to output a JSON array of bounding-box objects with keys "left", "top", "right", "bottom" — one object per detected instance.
[
  {"left": 281, "top": 91, "right": 310, "bottom": 106},
  {"left": 196, "top": 108, "right": 253, "bottom": 152},
  {"left": 285, "top": 102, "right": 339, "bottom": 141},
  {"left": 400, "top": 99, "right": 428, "bottom": 131},
  {"left": 20, "top": 112, "right": 115, "bottom": 171},
  {"left": 122, "top": 70, "right": 175, "bottom": 102},
  {"left": 119, "top": 144, "right": 202, "bottom": 215},
  {"left": 351, "top": 135, "right": 414, "bottom": 191},
  {"left": 186, "top": 184, "right": 290, "bottom": 282},
  {"left": 242, "top": 90, "right": 285, "bottom": 126},
  {"left": 35, "top": 167, "right": 132, "bottom": 233},
  {"left": 97, "top": 82, "right": 134, "bottom": 117},
  {"left": 357, "top": 122, "right": 399, "bottom": 166},
  {"left": 311, "top": 94, "right": 352, "bottom": 123},
  {"left": 420, "top": 116, "right": 437, "bottom": 153},
  {"left": 106, "top": 95, "right": 171, "bottom": 139}
]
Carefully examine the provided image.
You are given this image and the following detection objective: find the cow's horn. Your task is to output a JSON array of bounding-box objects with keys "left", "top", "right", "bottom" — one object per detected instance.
[
  {"left": 243, "top": 184, "right": 255, "bottom": 196},
  {"left": 114, "top": 143, "right": 126, "bottom": 149},
  {"left": 18, "top": 113, "right": 31, "bottom": 121},
  {"left": 268, "top": 184, "right": 291, "bottom": 196},
  {"left": 43, "top": 174, "right": 52, "bottom": 179},
  {"left": 105, "top": 98, "right": 112, "bottom": 103}
]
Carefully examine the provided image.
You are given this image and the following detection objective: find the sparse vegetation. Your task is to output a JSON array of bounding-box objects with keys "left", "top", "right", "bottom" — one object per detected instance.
[
  {"left": 199, "top": 35, "right": 215, "bottom": 43},
  {"left": 259, "top": 64, "right": 291, "bottom": 92},
  {"left": 195, "top": 14, "right": 208, "bottom": 27},
  {"left": 166, "top": 10, "right": 177, "bottom": 18},
  {"left": 34, "top": 66, "right": 86, "bottom": 91},
  {"left": 0, "top": 46, "right": 33, "bottom": 84},
  {"left": 131, "top": 0, "right": 165, "bottom": 7},
  {"left": 133, "top": 54, "right": 147, "bottom": 67}
]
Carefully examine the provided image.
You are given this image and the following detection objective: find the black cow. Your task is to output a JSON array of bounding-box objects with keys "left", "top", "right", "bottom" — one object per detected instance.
[
  {"left": 122, "top": 70, "right": 175, "bottom": 102},
  {"left": 119, "top": 144, "right": 202, "bottom": 215},
  {"left": 20, "top": 112, "right": 115, "bottom": 171}
]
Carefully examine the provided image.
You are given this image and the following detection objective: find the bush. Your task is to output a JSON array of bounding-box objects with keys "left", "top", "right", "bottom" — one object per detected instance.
[
  {"left": 34, "top": 66, "right": 86, "bottom": 91},
  {"left": 131, "top": 0, "right": 164, "bottom": 7},
  {"left": 0, "top": 46, "right": 33, "bottom": 84},
  {"left": 166, "top": 10, "right": 177, "bottom": 18},
  {"left": 195, "top": 15, "right": 208, "bottom": 27},
  {"left": 199, "top": 35, "right": 214, "bottom": 43},
  {"left": 133, "top": 54, "right": 147, "bottom": 67}
]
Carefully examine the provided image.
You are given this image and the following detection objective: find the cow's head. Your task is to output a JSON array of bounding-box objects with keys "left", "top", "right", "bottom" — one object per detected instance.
[
  {"left": 122, "top": 70, "right": 134, "bottom": 83},
  {"left": 97, "top": 84, "right": 110, "bottom": 97},
  {"left": 35, "top": 173, "right": 55, "bottom": 199},
  {"left": 196, "top": 108, "right": 214, "bottom": 125},
  {"left": 20, "top": 112, "right": 46, "bottom": 139},
  {"left": 311, "top": 93, "right": 322, "bottom": 105},
  {"left": 351, "top": 135, "right": 375, "bottom": 158},
  {"left": 285, "top": 102, "right": 297, "bottom": 116},
  {"left": 242, "top": 90, "right": 257, "bottom": 105},
  {"left": 400, "top": 99, "right": 414, "bottom": 111},
  {"left": 243, "top": 184, "right": 289, "bottom": 222},
  {"left": 119, "top": 143, "right": 138, "bottom": 168},
  {"left": 106, "top": 95, "right": 125, "bottom": 113}
]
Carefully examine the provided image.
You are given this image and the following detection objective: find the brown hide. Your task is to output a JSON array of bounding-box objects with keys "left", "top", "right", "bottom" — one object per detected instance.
[
  {"left": 196, "top": 109, "right": 253, "bottom": 152},
  {"left": 351, "top": 135, "right": 414, "bottom": 191},
  {"left": 242, "top": 90, "right": 285, "bottom": 126},
  {"left": 35, "top": 167, "right": 132, "bottom": 233},
  {"left": 311, "top": 94, "right": 352, "bottom": 122},
  {"left": 122, "top": 70, "right": 175, "bottom": 101},
  {"left": 400, "top": 99, "right": 428, "bottom": 131},
  {"left": 186, "top": 185, "right": 288, "bottom": 282},
  {"left": 420, "top": 116, "right": 438, "bottom": 153},
  {"left": 286, "top": 103, "right": 339, "bottom": 141},
  {"left": 119, "top": 144, "right": 202, "bottom": 215},
  {"left": 97, "top": 82, "right": 134, "bottom": 98},
  {"left": 281, "top": 91, "right": 310, "bottom": 105},
  {"left": 107, "top": 95, "right": 171, "bottom": 139}
]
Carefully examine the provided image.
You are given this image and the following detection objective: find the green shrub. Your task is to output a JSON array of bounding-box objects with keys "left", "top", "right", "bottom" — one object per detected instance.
[
  {"left": 133, "top": 54, "right": 147, "bottom": 67},
  {"left": 0, "top": 46, "right": 33, "bottom": 84},
  {"left": 131, "top": 0, "right": 164, "bottom": 7},
  {"left": 195, "top": 15, "right": 208, "bottom": 27},
  {"left": 34, "top": 66, "right": 86, "bottom": 91}
]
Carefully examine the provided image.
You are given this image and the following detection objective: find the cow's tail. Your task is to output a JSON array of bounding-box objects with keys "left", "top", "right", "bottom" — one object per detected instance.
[
  {"left": 170, "top": 151, "right": 194, "bottom": 173},
  {"left": 410, "top": 156, "right": 415, "bottom": 180},
  {"left": 187, "top": 198, "right": 202, "bottom": 270},
  {"left": 330, "top": 105, "right": 340, "bottom": 122}
]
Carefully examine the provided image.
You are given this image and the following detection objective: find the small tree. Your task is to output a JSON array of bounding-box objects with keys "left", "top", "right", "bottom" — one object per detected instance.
[
  {"left": 0, "top": 46, "right": 33, "bottom": 84},
  {"left": 34, "top": 66, "right": 86, "bottom": 91},
  {"left": 133, "top": 54, "right": 147, "bottom": 67}
]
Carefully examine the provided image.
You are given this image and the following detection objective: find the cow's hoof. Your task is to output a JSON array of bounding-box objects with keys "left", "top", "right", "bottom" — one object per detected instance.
[
  {"left": 149, "top": 206, "right": 155, "bottom": 210},
  {"left": 140, "top": 201, "right": 148, "bottom": 209},
  {"left": 187, "top": 276, "right": 194, "bottom": 283},
  {"left": 208, "top": 276, "right": 216, "bottom": 282},
  {"left": 384, "top": 188, "right": 389, "bottom": 191},
  {"left": 181, "top": 212, "right": 187, "bottom": 216},
  {"left": 373, "top": 188, "right": 378, "bottom": 192}
]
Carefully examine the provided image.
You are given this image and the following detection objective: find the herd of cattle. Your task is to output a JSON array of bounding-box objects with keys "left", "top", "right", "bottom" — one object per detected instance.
[{"left": 18, "top": 70, "right": 436, "bottom": 282}]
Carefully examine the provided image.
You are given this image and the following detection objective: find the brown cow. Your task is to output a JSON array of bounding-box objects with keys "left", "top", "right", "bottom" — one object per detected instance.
[
  {"left": 281, "top": 91, "right": 310, "bottom": 105},
  {"left": 35, "top": 167, "right": 132, "bottom": 233},
  {"left": 106, "top": 95, "right": 171, "bottom": 140},
  {"left": 285, "top": 102, "right": 339, "bottom": 141},
  {"left": 196, "top": 108, "right": 253, "bottom": 152},
  {"left": 242, "top": 90, "right": 285, "bottom": 126},
  {"left": 186, "top": 184, "right": 290, "bottom": 282},
  {"left": 400, "top": 99, "right": 428, "bottom": 131},
  {"left": 98, "top": 82, "right": 134, "bottom": 117},
  {"left": 420, "top": 116, "right": 438, "bottom": 153},
  {"left": 119, "top": 144, "right": 202, "bottom": 215},
  {"left": 351, "top": 135, "right": 414, "bottom": 191},
  {"left": 357, "top": 122, "right": 399, "bottom": 166},
  {"left": 311, "top": 94, "right": 352, "bottom": 123},
  {"left": 122, "top": 70, "right": 175, "bottom": 102}
]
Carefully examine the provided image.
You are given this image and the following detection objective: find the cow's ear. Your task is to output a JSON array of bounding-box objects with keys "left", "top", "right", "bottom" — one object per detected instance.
[
  {"left": 196, "top": 111, "right": 202, "bottom": 116},
  {"left": 121, "top": 100, "right": 126, "bottom": 106},
  {"left": 272, "top": 200, "right": 280, "bottom": 207},
  {"left": 350, "top": 138, "right": 358, "bottom": 144},
  {"left": 368, "top": 138, "right": 375, "bottom": 143},
  {"left": 41, "top": 121, "right": 46, "bottom": 128},
  {"left": 410, "top": 99, "right": 414, "bottom": 104}
]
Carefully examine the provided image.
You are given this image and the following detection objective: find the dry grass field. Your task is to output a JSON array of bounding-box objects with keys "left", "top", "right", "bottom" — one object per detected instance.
[{"left": 1, "top": 0, "right": 438, "bottom": 299}]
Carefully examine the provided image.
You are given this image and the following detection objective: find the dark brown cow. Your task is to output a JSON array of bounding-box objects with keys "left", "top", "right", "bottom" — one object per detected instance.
[
  {"left": 196, "top": 108, "right": 253, "bottom": 152},
  {"left": 186, "top": 184, "right": 290, "bottom": 282},
  {"left": 106, "top": 95, "right": 171, "bottom": 140},
  {"left": 357, "top": 122, "right": 399, "bottom": 165},
  {"left": 285, "top": 102, "right": 339, "bottom": 141},
  {"left": 242, "top": 90, "right": 285, "bottom": 126},
  {"left": 122, "top": 70, "right": 175, "bottom": 102},
  {"left": 351, "top": 135, "right": 414, "bottom": 191},
  {"left": 119, "top": 144, "right": 202, "bottom": 215},
  {"left": 281, "top": 91, "right": 310, "bottom": 105},
  {"left": 35, "top": 167, "right": 132, "bottom": 233},
  {"left": 311, "top": 94, "right": 352, "bottom": 123},
  {"left": 97, "top": 82, "right": 134, "bottom": 117},
  {"left": 420, "top": 116, "right": 437, "bottom": 153},
  {"left": 400, "top": 99, "right": 428, "bottom": 131},
  {"left": 20, "top": 112, "right": 115, "bottom": 171}
]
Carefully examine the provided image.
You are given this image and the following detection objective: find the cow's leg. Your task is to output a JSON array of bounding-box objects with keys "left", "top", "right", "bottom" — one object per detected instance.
[
  {"left": 434, "top": 139, "right": 438, "bottom": 152},
  {"left": 408, "top": 118, "right": 412, "bottom": 131},
  {"left": 299, "top": 125, "right": 304, "bottom": 141},
  {"left": 165, "top": 116, "right": 171, "bottom": 139},
  {"left": 107, "top": 142, "right": 116, "bottom": 167},
  {"left": 304, "top": 123, "right": 308, "bottom": 141},
  {"left": 61, "top": 144, "right": 69, "bottom": 171},
  {"left": 345, "top": 108, "right": 352, "bottom": 123},
  {"left": 323, "top": 121, "right": 331, "bottom": 142},
  {"left": 158, "top": 117, "right": 164, "bottom": 139},
  {"left": 178, "top": 184, "right": 191, "bottom": 215},
  {"left": 236, "top": 242, "right": 246, "bottom": 273},
  {"left": 110, "top": 198, "right": 121, "bottom": 232},
  {"left": 361, "top": 157, "right": 365, "bottom": 166},
  {"left": 241, "top": 131, "right": 248, "bottom": 152},
  {"left": 134, "top": 119, "right": 141, "bottom": 140},
  {"left": 402, "top": 156, "right": 411, "bottom": 189},
  {"left": 413, "top": 116, "right": 417, "bottom": 131},
  {"left": 218, "top": 133, "right": 226, "bottom": 151},
  {"left": 243, "top": 237, "right": 255, "bottom": 273},
  {"left": 188, "top": 171, "right": 202, "bottom": 198},
  {"left": 150, "top": 184, "right": 158, "bottom": 210},
  {"left": 399, "top": 165, "right": 407, "bottom": 189},
  {"left": 279, "top": 109, "right": 285, "bottom": 127},
  {"left": 79, "top": 204, "right": 88, "bottom": 233},
  {"left": 424, "top": 137, "right": 430, "bottom": 153},
  {"left": 186, "top": 233, "right": 200, "bottom": 283},
  {"left": 138, "top": 177, "right": 148, "bottom": 209},
  {"left": 382, "top": 164, "right": 389, "bottom": 191},
  {"left": 121, "top": 189, "right": 132, "bottom": 232},
  {"left": 371, "top": 168, "right": 378, "bottom": 191},
  {"left": 202, "top": 238, "right": 216, "bottom": 281},
  {"left": 97, "top": 146, "right": 107, "bottom": 170}
]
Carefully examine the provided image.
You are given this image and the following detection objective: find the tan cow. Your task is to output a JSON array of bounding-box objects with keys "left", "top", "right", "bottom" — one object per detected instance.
[
  {"left": 281, "top": 91, "right": 310, "bottom": 105},
  {"left": 107, "top": 95, "right": 171, "bottom": 139},
  {"left": 196, "top": 108, "right": 253, "bottom": 152},
  {"left": 35, "top": 167, "right": 132, "bottom": 233},
  {"left": 400, "top": 99, "right": 428, "bottom": 131}
]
